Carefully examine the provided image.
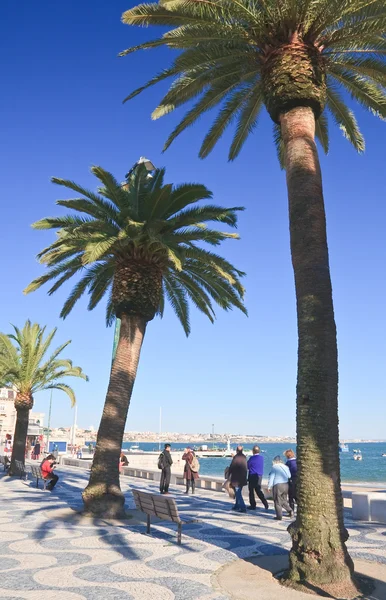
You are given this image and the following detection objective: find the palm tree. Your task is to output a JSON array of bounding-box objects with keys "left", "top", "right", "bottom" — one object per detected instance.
[
  {"left": 25, "top": 165, "right": 246, "bottom": 518},
  {"left": 120, "top": 0, "right": 386, "bottom": 591},
  {"left": 0, "top": 320, "right": 88, "bottom": 475}
]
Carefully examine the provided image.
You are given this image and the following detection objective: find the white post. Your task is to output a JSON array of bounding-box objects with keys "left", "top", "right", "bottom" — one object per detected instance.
[
  {"left": 46, "top": 390, "right": 53, "bottom": 454},
  {"left": 71, "top": 403, "right": 78, "bottom": 448},
  {"left": 158, "top": 407, "right": 162, "bottom": 451}
]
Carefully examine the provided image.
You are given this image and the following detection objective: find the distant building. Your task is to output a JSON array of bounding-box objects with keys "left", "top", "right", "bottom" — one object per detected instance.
[{"left": 0, "top": 387, "right": 44, "bottom": 447}]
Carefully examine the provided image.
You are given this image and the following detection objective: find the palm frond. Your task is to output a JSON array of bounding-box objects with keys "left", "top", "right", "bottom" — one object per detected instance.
[
  {"left": 315, "top": 112, "right": 330, "bottom": 154},
  {"left": 0, "top": 321, "right": 87, "bottom": 401},
  {"left": 326, "top": 83, "right": 366, "bottom": 151},
  {"left": 199, "top": 87, "right": 253, "bottom": 158},
  {"left": 29, "top": 165, "right": 247, "bottom": 333},
  {"left": 121, "top": 0, "right": 385, "bottom": 158},
  {"left": 329, "top": 66, "right": 386, "bottom": 118},
  {"left": 229, "top": 84, "right": 264, "bottom": 160},
  {"left": 163, "top": 275, "right": 190, "bottom": 336}
]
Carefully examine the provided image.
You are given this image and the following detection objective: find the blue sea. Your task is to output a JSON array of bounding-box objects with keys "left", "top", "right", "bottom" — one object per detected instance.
[{"left": 120, "top": 441, "right": 386, "bottom": 485}]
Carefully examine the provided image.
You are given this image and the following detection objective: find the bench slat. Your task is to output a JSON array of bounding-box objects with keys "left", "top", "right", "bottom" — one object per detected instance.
[
  {"left": 141, "top": 498, "right": 179, "bottom": 519},
  {"left": 152, "top": 498, "right": 178, "bottom": 512},
  {"left": 137, "top": 500, "right": 157, "bottom": 512}
]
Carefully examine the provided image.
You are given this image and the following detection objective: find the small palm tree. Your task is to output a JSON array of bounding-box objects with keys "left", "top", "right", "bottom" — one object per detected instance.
[
  {"left": 0, "top": 320, "right": 88, "bottom": 475},
  {"left": 120, "top": 0, "right": 386, "bottom": 591},
  {"left": 25, "top": 165, "right": 246, "bottom": 517}
]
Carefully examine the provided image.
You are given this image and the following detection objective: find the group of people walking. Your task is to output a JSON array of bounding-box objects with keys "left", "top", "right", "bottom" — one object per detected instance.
[
  {"left": 157, "top": 443, "right": 297, "bottom": 521},
  {"left": 227, "top": 445, "right": 297, "bottom": 519}
]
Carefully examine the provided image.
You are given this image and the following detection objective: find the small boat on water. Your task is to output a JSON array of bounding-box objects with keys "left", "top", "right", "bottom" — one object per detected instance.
[
  {"left": 128, "top": 443, "right": 141, "bottom": 452},
  {"left": 339, "top": 443, "right": 349, "bottom": 453},
  {"left": 353, "top": 449, "right": 363, "bottom": 461},
  {"left": 382, "top": 453, "right": 386, "bottom": 457},
  {"left": 195, "top": 439, "right": 234, "bottom": 458}
]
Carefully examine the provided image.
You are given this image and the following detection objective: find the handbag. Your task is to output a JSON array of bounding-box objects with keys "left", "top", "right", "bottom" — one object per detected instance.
[{"left": 222, "top": 479, "right": 236, "bottom": 499}]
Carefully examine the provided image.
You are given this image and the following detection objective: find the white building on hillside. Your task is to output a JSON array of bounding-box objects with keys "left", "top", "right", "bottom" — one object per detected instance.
[{"left": 0, "top": 388, "right": 44, "bottom": 448}]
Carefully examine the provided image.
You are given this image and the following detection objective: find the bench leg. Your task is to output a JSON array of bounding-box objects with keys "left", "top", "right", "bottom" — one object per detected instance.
[
  {"left": 146, "top": 514, "right": 151, "bottom": 534},
  {"left": 36, "top": 477, "right": 39, "bottom": 488},
  {"left": 177, "top": 523, "right": 182, "bottom": 545}
]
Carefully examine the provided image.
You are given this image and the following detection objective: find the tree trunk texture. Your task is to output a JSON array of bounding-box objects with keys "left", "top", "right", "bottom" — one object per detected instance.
[
  {"left": 82, "top": 313, "right": 146, "bottom": 518},
  {"left": 281, "top": 107, "right": 355, "bottom": 590},
  {"left": 9, "top": 407, "right": 30, "bottom": 475}
]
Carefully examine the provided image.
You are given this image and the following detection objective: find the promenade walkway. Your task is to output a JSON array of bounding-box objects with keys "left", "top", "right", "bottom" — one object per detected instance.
[{"left": 0, "top": 465, "right": 385, "bottom": 599}]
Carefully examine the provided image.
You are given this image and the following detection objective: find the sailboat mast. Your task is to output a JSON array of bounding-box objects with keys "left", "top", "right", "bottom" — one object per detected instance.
[{"left": 158, "top": 407, "right": 162, "bottom": 451}]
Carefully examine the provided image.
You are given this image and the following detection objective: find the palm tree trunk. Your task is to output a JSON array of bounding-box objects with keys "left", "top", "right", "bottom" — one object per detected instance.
[
  {"left": 82, "top": 313, "right": 146, "bottom": 518},
  {"left": 280, "top": 107, "right": 355, "bottom": 589},
  {"left": 9, "top": 407, "right": 29, "bottom": 475}
]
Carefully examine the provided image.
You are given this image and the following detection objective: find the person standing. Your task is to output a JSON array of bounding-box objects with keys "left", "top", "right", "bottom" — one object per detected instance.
[
  {"left": 284, "top": 449, "right": 298, "bottom": 511},
  {"left": 33, "top": 441, "right": 41, "bottom": 461},
  {"left": 228, "top": 445, "right": 247, "bottom": 513},
  {"left": 267, "top": 455, "right": 293, "bottom": 520},
  {"left": 247, "top": 445, "right": 269, "bottom": 510},
  {"left": 159, "top": 443, "right": 173, "bottom": 494},
  {"left": 119, "top": 452, "right": 129, "bottom": 474},
  {"left": 182, "top": 447, "right": 199, "bottom": 494}
]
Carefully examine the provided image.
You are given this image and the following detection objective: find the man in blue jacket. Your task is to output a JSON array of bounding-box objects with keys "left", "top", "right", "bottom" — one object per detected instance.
[{"left": 247, "top": 445, "right": 269, "bottom": 510}]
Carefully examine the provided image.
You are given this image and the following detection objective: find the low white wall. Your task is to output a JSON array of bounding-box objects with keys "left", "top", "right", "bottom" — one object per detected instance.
[
  {"left": 123, "top": 452, "right": 186, "bottom": 474},
  {"left": 352, "top": 492, "right": 386, "bottom": 523},
  {"left": 61, "top": 457, "right": 91, "bottom": 470},
  {"left": 60, "top": 457, "right": 272, "bottom": 498},
  {"left": 61, "top": 452, "right": 186, "bottom": 474}
]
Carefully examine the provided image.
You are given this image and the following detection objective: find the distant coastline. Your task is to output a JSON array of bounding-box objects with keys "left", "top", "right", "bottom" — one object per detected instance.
[{"left": 120, "top": 432, "right": 386, "bottom": 444}]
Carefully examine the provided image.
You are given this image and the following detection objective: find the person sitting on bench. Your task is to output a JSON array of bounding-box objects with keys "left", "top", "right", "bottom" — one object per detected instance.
[{"left": 41, "top": 454, "right": 59, "bottom": 490}]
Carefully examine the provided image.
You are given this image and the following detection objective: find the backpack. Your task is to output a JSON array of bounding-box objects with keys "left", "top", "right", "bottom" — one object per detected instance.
[
  {"left": 190, "top": 455, "right": 200, "bottom": 473},
  {"left": 157, "top": 453, "right": 164, "bottom": 470}
]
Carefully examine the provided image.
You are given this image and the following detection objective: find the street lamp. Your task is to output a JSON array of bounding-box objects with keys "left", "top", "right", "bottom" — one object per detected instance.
[
  {"left": 125, "top": 156, "right": 156, "bottom": 180},
  {"left": 112, "top": 157, "right": 156, "bottom": 364}
]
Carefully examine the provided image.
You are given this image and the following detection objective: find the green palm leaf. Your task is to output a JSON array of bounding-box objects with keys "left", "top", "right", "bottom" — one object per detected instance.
[
  {"left": 326, "top": 84, "right": 365, "bottom": 151},
  {"left": 27, "top": 165, "right": 246, "bottom": 335},
  {"left": 120, "top": 0, "right": 386, "bottom": 160},
  {"left": 0, "top": 320, "right": 87, "bottom": 398}
]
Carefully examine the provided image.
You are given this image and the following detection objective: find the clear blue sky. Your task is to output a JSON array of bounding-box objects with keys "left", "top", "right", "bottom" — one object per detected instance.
[{"left": 1, "top": 1, "right": 386, "bottom": 439}]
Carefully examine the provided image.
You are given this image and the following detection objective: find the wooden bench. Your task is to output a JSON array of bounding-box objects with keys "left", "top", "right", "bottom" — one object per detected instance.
[
  {"left": 132, "top": 490, "right": 199, "bottom": 544},
  {"left": 0, "top": 456, "right": 9, "bottom": 472},
  {"left": 30, "top": 465, "right": 48, "bottom": 490},
  {"left": 14, "top": 460, "right": 28, "bottom": 480}
]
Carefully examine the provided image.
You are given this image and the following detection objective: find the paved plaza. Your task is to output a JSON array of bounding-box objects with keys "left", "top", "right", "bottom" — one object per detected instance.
[{"left": 0, "top": 465, "right": 385, "bottom": 599}]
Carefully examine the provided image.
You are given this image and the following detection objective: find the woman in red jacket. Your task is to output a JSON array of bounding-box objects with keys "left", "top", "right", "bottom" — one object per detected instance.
[{"left": 41, "top": 454, "right": 59, "bottom": 490}]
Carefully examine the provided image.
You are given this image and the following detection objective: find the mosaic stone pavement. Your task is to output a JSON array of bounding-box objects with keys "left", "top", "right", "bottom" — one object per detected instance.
[{"left": 0, "top": 465, "right": 385, "bottom": 599}]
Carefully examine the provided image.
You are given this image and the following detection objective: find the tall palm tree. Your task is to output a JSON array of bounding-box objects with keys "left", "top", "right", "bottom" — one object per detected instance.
[
  {"left": 25, "top": 165, "right": 246, "bottom": 518},
  {"left": 120, "top": 0, "right": 386, "bottom": 591},
  {"left": 0, "top": 320, "right": 88, "bottom": 475}
]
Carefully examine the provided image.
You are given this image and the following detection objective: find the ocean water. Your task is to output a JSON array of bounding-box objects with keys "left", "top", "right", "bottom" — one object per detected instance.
[{"left": 121, "top": 441, "right": 386, "bottom": 485}]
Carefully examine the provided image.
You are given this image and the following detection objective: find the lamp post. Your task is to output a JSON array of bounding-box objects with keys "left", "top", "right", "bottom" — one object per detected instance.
[
  {"left": 111, "top": 156, "right": 156, "bottom": 364},
  {"left": 46, "top": 390, "right": 53, "bottom": 454},
  {"left": 71, "top": 403, "right": 78, "bottom": 449}
]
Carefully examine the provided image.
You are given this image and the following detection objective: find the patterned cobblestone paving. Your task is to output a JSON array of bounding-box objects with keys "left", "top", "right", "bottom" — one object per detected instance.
[{"left": 0, "top": 466, "right": 385, "bottom": 599}]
